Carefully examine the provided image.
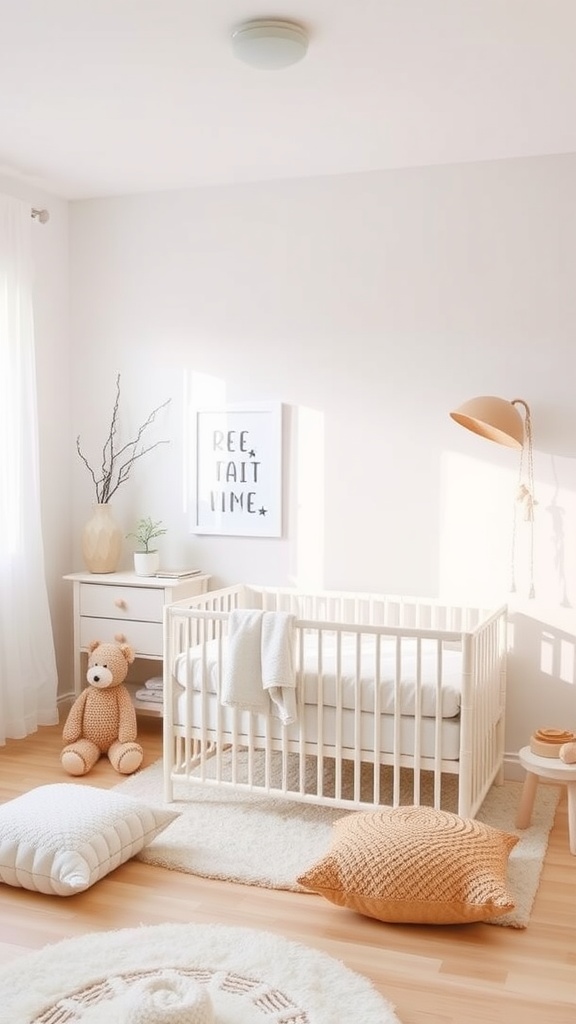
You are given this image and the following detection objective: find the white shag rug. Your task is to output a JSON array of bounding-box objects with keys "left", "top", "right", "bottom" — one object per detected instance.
[
  {"left": 115, "top": 756, "right": 560, "bottom": 929},
  {"left": 0, "top": 921, "right": 401, "bottom": 1024}
]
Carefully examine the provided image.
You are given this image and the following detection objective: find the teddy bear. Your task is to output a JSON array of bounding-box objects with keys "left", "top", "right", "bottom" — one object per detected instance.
[{"left": 61, "top": 638, "right": 144, "bottom": 776}]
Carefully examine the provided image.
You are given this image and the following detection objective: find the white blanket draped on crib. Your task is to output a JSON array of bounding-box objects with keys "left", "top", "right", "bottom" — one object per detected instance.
[{"left": 220, "top": 609, "right": 297, "bottom": 723}]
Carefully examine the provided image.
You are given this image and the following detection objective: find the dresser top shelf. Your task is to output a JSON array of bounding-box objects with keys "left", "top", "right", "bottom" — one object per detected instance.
[{"left": 64, "top": 571, "right": 211, "bottom": 590}]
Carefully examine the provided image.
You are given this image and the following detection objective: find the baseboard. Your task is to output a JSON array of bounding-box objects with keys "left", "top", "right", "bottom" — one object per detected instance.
[
  {"left": 503, "top": 750, "right": 526, "bottom": 782},
  {"left": 57, "top": 692, "right": 75, "bottom": 714}
]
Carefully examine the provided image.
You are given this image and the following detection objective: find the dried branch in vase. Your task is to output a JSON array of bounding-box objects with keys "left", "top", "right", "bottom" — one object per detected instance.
[{"left": 76, "top": 373, "right": 171, "bottom": 503}]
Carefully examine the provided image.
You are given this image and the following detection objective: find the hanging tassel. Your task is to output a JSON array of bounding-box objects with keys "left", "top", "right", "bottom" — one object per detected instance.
[{"left": 510, "top": 400, "right": 536, "bottom": 598}]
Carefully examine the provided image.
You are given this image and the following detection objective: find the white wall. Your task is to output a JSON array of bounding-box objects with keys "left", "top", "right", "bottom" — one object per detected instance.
[{"left": 64, "top": 153, "right": 576, "bottom": 757}]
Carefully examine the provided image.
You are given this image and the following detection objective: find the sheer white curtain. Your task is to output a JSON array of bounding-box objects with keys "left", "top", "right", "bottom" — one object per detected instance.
[{"left": 0, "top": 193, "right": 58, "bottom": 743}]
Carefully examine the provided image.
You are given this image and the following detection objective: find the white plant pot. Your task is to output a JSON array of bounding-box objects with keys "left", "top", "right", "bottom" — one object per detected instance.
[{"left": 133, "top": 551, "right": 160, "bottom": 577}]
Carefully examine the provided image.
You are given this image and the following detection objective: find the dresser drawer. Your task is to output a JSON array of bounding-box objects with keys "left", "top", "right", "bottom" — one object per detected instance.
[
  {"left": 79, "top": 583, "right": 164, "bottom": 623},
  {"left": 65, "top": 571, "right": 212, "bottom": 703},
  {"left": 79, "top": 616, "right": 163, "bottom": 657}
]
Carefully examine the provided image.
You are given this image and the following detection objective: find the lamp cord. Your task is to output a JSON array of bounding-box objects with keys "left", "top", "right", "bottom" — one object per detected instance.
[{"left": 510, "top": 400, "right": 536, "bottom": 598}]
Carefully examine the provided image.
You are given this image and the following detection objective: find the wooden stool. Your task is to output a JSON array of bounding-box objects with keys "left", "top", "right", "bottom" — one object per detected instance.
[{"left": 516, "top": 745, "right": 576, "bottom": 855}]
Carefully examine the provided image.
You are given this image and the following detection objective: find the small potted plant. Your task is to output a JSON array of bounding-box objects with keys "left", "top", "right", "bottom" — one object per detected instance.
[{"left": 127, "top": 516, "right": 167, "bottom": 576}]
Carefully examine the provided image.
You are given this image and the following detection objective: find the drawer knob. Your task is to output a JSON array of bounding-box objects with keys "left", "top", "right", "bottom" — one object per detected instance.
[{"left": 114, "top": 598, "right": 127, "bottom": 610}]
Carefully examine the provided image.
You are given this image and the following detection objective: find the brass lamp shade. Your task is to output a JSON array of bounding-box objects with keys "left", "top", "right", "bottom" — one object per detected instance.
[{"left": 450, "top": 396, "right": 525, "bottom": 449}]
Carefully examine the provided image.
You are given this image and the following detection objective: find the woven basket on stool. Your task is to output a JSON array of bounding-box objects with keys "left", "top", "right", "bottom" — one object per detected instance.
[{"left": 529, "top": 728, "right": 576, "bottom": 758}]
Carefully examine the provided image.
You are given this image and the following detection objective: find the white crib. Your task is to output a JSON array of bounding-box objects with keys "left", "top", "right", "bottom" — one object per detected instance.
[{"left": 162, "top": 585, "right": 508, "bottom": 818}]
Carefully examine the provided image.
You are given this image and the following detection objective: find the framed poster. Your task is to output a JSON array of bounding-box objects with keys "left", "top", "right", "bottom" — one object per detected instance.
[{"left": 191, "top": 402, "right": 282, "bottom": 537}]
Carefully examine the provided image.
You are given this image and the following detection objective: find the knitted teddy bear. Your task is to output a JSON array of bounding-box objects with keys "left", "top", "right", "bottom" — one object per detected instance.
[{"left": 61, "top": 638, "right": 144, "bottom": 776}]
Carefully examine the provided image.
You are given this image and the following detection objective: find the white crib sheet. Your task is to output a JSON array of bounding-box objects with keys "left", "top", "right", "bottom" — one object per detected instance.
[{"left": 173, "top": 634, "right": 463, "bottom": 719}]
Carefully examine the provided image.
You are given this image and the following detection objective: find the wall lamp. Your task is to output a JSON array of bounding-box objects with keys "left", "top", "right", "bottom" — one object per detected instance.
[
  {"left": 449, "top": 395, "right": 530, "bottom": 449},
  {"left": 450, "top": 395, "right": 535, "bottom": 597}
]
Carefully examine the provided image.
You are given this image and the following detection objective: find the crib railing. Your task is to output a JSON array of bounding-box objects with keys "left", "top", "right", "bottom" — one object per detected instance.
[{"left": 163, "top": 586, "right": 507, "bottom": 817}]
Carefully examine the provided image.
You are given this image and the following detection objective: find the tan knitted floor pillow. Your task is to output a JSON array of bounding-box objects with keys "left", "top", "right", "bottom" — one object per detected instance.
[{"left": 297, "top": 805, "right": 518, "bottom": 925}]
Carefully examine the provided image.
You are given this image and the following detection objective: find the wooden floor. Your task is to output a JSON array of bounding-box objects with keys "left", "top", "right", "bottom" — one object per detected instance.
[{"left": 0, "top": 719, "right": 574, "bottom": 1024}]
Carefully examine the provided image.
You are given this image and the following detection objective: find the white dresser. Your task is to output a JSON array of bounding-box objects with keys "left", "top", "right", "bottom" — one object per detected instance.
[{"left": 63, "top": 570, "right": 211, "bottom": 712}]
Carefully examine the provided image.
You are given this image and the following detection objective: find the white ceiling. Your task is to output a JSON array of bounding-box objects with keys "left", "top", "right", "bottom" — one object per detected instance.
[{"left": 1, "top": 0, "right": 575, "bottom": 201}]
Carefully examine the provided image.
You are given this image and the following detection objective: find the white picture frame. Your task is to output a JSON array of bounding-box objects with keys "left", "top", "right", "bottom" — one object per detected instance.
[{"left": 191, "top": 402, "right": 282, "bottom": 537}]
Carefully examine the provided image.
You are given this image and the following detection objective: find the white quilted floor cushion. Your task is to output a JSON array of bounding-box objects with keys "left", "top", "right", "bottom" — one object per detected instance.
[{"left": 0, "top": 783, "right": 179, "bottom": 896}]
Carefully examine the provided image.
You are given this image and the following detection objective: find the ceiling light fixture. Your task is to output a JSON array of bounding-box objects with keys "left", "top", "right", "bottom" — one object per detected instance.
[{"left": 231, "top": 19, "right": 308, "bottom": 70}]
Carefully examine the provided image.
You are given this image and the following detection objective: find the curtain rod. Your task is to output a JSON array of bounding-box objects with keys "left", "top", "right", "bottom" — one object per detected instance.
[{"left": 31, "top": 207, "right": 49, "bottom": 223}]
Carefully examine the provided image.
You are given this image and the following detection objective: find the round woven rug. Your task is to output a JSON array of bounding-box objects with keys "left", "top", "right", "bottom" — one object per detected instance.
[{"left": 0, "top": 921, "right": 401, "bottom": 1023}]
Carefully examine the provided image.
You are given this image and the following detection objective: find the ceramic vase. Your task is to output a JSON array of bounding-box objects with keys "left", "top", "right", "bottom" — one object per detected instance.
[{"left": 82, "top": 503, "right": 122, "bottom": 573}]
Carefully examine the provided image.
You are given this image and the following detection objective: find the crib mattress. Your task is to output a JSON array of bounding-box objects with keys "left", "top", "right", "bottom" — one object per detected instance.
[
  {"left": 173, "top": 634, "right": 463, "bottom": 719},
  {"left": 173, "top": 691, "right": 462, "bottom": 761}
]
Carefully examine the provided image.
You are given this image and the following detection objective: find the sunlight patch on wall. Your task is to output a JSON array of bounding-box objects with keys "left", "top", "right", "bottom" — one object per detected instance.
[
  {"left": 440, "top": 448, "right": 576, "bottom": 611},
  {"left": 540, "top": 630, "right": 575, "bottom": 684},
  {"left": 439, "top": 450, "right": 515, "bottom": 605},
  {"left": 290, "top": 406, "right": 325, "bottom": 590},
  {"left": 540, "top": 630, "right": 554, "bottom": 675},
  {"left": 559, "top": 639, "right": 575, "bottom": 684}
]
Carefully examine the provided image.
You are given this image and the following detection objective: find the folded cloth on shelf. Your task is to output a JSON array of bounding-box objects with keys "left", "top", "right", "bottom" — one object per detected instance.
[
  {"left": 220, "top": 609, "right": 269, "bottom": 714},
  {"left": 261, "top": 611, "right": 297, "bottom": 724},
  {"left": 135, "top": 687, "right": 163, "bottom": 703},
  {"left": 121, "top": 973, "right": 214, "bottom": 1024},
  {"left": 144, "top": 677, "right": 164, "bottom": 691}
]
